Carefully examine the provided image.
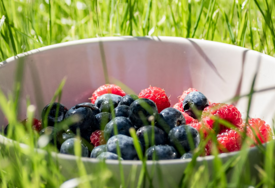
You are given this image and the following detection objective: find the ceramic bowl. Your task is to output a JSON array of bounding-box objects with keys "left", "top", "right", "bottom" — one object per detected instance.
[{"left": 1, "top": 37, "right": 275, "bottom": 187}]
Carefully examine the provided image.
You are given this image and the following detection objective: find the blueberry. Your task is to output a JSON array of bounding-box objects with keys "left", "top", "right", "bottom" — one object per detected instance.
[
  {"left": 39, "top": 126, "right": 65, "bottom": 150},
  {"left": 75, "top": 102, "right": 100, "bottom": 115},
  {"left": 182, "top": 91, "right": 209, "bottom": 119},
  {"left": 3, "top": 124, "right": 9, "bottom": 136},
  {"left": 115, "top": 105, "right": 129, "bottom": 117},
  {"left": 104, "top": 117, "right": 134, "bottom": 140},
  {"left": 60, "top": 138, "right": 89, "bottom": 157},
  {"left": 62, "top": 129, "right": 75, "bottom": 141},
  {"left": 145, "top": 145, "right": 179, "bottom": 160},
  {"left": 129, "top": 98, "right": 158, "bottom": 129},
  {"left": 180, "top": 153, "right": 193, "bottom": 159},
  {"left": 97, "top": 152, "right": 123, "bottom": 160},
  {"left": 168, "top": 125, "right": 200, "bottom": 154},
  {"left": 107, "top": 134, "right": 140, "bottom": 160},
  {"left": 95, "top": 94, "right": 122, "bottom": 109},
  {"left": 119, "top": 94, "right": 138, "bottom": 106},
  {"left": 136, "top": 126, "right": 168, "bottom": 149},
  {"left": 99, "top": 100, "right": 114, "bottom": 113},
  {"left": 39, "top": 126, "right": 55, "bottom": 136},
  {"left": 95, "top": 112, "right": 112, "bottom": 130},
  {"left": 41, "top": 102, "right": 68, "bottom": 127},
  {"left": 159, "top": 108, "right": 185, "bottom": 132},
  {"left": 48, "top": 129, "right": 75, "bottom": 150},
  {"left": 64, "top": 104, "right": 99, "bottom": 142},
  {"left": 90, "top": 145, "right": 107, "bottom": 158}
]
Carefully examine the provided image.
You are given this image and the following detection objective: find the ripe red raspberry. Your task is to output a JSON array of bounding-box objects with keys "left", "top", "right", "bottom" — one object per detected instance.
[
  {"left": 189, "top": 122, "right": 211, "bottom": 138},
  {"left": 32, "top": 119, "right": 42, "bottom": 132},
  {"left": 178, "top": 88, "right": 198, "bottom": 102},
  {"left": 244, "top": 118, "right": 273, "bottom": 144},
  {"left": 217, "top": 129, "right": 242, "bottom": 153},
  {"left": 173, "top": 102, "right": 198, "bottom": 124},
  {"left": 173, "top": 102, "right": 184, "bottom": 113},
  {"left": 182, "top": 112, "right": 198, "bottom": 124},
  {"left": 21, "top": 118, "right": 42, "bottom": 132},
  {"left": 90, "top": 130, "right": 106, "bottom": 147},
  {"left": 90, "top": 84, "right": 126, "bottom": 104},
  {"left": 202, "top": 103, "right": 242, "bottom": 132},
  {"left": 138, "top": 86, "right": 170, "bottom": 113},
  {"left": 189, "top": 122, "right": 212, "bottom": 155}
]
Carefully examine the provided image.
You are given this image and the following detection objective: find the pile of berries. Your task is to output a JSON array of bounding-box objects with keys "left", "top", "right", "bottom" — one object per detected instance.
[{"left": 4, "top": 84, "right": 274, "bottom": 160}]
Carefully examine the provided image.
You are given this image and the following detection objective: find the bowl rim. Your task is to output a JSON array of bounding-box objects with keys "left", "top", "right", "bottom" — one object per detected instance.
[
  {"left": 0, "top": 36, "right": 271, "bottom": 165},
  {"left": 0, "top": 133, "right": 263, "bottom": 166},
  {"left": 1, "top": 36, "right": 273, "bottom": 66}
]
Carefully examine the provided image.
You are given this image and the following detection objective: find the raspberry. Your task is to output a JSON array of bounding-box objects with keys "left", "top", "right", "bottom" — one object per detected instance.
[
  {"left": 138, "top": 86, "right": 170, "bottom": 113},
  {"left": 182, "top": 112, "right": 198, "bottom": 124},
  {"left": 90, "top": 130, "right": 106, "bottom": 147},
  {"left": 189, "top": 122, "right": 212, "bottom": 155},
  {"left": 202, "top": 103, "right": 242, "bottom": 132},
  {"left": 217, "top": 129, "right": 242, "bottom": 153},
  {"left": 178, "top": 88, "right": 198, "bottom": 103},
  {"left": 32, "top": 119, "right": 42, "bottom": 132},
  {"left": 173, "top": 102, "right": 184, "bottom": 113},
  {"left": 189, "top": 122, "right": 211, "bottom": 138},
  {"left": 246, "top": 118, "right": 273, "bottom": 144},
  {"left": 21, "top": 118, "right": 42, "bottom": 132},
  {"left": 173, "top": 102, "right": 198, "bottom": 124},
  {"left": 90, "top": 84, "right": 126, "bottom": 104}
]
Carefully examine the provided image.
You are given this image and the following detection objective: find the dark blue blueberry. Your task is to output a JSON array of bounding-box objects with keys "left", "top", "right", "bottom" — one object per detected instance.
[
  {"left": 159, "top": 108, "right": 185, "bottom": 132},
  {"left": 129, "top": 98, "right": 158, "bottom": 129},
  {"left": 104, "top": 117, "right": 134, "bottom": 140},
  {"left": 155, "top": 114, "right": 171, "bottom": 134},
  {"left": 145, "top": 145, "right": 179, "bottom": 160},
  {"left": 182, "top": 91, "right": 209, "bottom": 119},
  {"left": 119, "top": 94, "right": 138, "bottom": 106},
  {"left": 60, "top": 138, "right": 89, "bottom": 157},
  {"left": 107, "top": 134, "right": 140, "bottom": 160},
  {"left": 3, "top": 124, "right": 11, "bottom": 136},
  {"left": 136, "top": 126, "right": 168, "bottom": 149},
  {"left": 95, "top": 112, "right": 112, "bottom": 130},
  {"left": 75, "top": 102, "right": 100, "bottom": 115},
  {"left": 97, "top": 152, "right": 123, "bottom": 160},
  {"left": 99, "top": 100, "right": 114, "bottom": 113},
  {"left": 50, "top": 129, "right": 76, "bottom": 150},
  {"left": 180, "top": 153, "right": 193, "bottom": 159},
  {"left": 168, "top": 125, "right": 200, "bottom": 154},
  {"left": 61, "top": 129, "right": 93, "bottom": 152},
  {"left": 39, "top": 126, "right": 65, "bottom": 150},
  {"left": 41, "top": 102, "right": 68, "bottom": 127},
  {"left": 90, "top": 145, "right": 107, "bottom": 158},
  {"left": 62, "top": 129, "right": 75, "bottom": 141},
  {"left": 115, "top": 105, "right": 129, "bottom": 117},
  {"left": 39, "top": 126, "right": 54, "bottom": 136},
  {"left": 64, "top": 104, "right": 99, "bottom": 142},
  {"left": 95, "top": 94, "right": 122, "bottom": 109}
]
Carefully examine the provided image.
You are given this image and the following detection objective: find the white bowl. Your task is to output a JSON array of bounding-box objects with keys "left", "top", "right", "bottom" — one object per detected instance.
[{"left": 0, "top": 37, "right": 275, "bottom": 187}]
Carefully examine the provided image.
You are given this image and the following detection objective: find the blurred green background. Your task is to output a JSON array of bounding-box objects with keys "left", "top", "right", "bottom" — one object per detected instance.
[{"left": 0, "top": 0, "right": 274, "bottom": 62}]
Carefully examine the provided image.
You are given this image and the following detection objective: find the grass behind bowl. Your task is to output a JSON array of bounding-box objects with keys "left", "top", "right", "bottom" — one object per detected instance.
[{"left": 1, "top": 0, "right": 275, "bottom": 187}]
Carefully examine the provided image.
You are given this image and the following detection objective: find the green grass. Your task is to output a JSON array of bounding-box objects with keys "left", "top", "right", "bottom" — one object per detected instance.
[{"left": 0, "top": 0, "right": 275, "bottom": 187}]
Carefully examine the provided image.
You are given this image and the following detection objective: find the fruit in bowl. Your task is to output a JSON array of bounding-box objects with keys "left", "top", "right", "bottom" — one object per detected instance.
[{"left": 5, "top": 84, "right": 273, "bottom": 161}]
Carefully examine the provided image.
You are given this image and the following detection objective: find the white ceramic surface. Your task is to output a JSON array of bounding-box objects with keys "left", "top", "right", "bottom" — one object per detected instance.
[{"left": 0, "top": 37, "right": 275, "bottom": 187}]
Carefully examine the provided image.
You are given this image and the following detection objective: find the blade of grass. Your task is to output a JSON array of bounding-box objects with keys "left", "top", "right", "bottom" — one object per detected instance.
[{"left": 191, "top": 0, "right": 204, "bottom": 38}]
